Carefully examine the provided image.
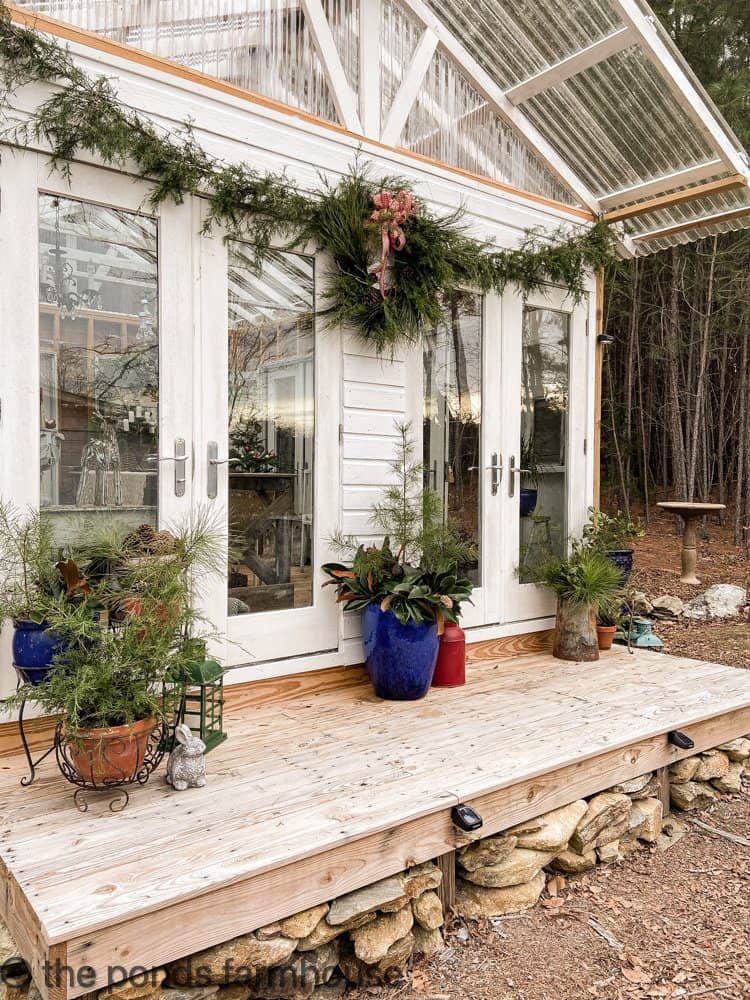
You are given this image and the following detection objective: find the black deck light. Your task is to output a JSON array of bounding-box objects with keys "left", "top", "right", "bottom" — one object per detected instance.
[
  {"left": 597, "top": 333, "right": 615, "bottom": 346},
  {"left": 668, "top": 730, "right": 695, "bottom": 750},
  {"left": 452, "top": 804, "right": 483, "bottom": 832}
]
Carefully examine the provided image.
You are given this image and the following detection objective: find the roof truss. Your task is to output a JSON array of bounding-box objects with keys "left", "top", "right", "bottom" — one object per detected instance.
[
  {"left": 505, "top": 26, "right": 636, "bottom": 105},
  {"left": 598, "top": 159, "right": 725, "bottom": 210},
  {"left": 603, "top": 173, "right": 748, "bottom": 223},
  {"left": 300, "top": 0, "right": 362, "bottom": 133},
  {"left": 392, "top": 0, "right": 602, "bottom": 212}
]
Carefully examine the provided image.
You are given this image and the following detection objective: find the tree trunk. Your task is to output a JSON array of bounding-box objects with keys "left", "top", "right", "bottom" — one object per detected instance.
[{"left": 553, "top": 598, "right": 599, "bottom": 662}]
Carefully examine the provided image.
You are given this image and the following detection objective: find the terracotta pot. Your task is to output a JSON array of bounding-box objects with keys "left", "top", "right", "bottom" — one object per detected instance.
[
  {"left": 552, "top": 598, "right": 599, "bottom": 662},
  {"left": 596, "top": 625, "right": 618, "bottom": 651},
  {"left": 68, "top": 716, "right": 157, "bottom": 785}
]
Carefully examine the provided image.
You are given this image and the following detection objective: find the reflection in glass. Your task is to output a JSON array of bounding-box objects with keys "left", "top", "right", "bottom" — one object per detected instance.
[
  {"left": 227, "top": 246, "right": 314, "bottom": 616},
  {"left": 423, "top": 292, "right": 482, "bottom": 586},
  {"left": 38, "top": 195, "right": 159, "bottom": 540},
  {"left": 518, "top": 307, "right": 570, "bottom": 582}
]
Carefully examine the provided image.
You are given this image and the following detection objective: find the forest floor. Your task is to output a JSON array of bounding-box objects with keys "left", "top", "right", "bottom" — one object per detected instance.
[
  {"left": 628, "top": 505, "right": 749, "bottom": 669},
  {"left": 350, "top": 787, "right": 750, "bottom": 1000}
]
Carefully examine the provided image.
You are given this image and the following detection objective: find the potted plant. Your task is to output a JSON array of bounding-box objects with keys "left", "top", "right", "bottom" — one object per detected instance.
[
  {"left": 519, "top": 433, "right": 540, "bottom": 518},
  {"left": 0, "top": 503, "right": 93, "bottom": 685},
  {"left": 528, "top": 542, "right": 622, "bottom": 662},
  {"left": 596, "top": 600, "right": 623, "bottom": 651},
  {"left": 323, "top": 424, "right": 474, "bottom": 700},
  {"left": 583, "top": 507, "right": 644, "bottom": 581},
  {"left": 9, "top": 513, "right": 222, "bottom": 786}
]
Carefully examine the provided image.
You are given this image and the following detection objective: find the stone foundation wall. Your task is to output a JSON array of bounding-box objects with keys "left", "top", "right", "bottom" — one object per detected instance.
[{"left": 2, "top": 737, "right": 748, "bottom": 1000}]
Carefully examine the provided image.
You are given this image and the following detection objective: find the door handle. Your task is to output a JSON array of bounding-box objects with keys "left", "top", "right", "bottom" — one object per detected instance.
[
  {"left": 508, "top": 455, "right": 531, "bottom": 498},
  {"left": 469, "top": 455, "right": 502, "bottom": 495},
  {"left": 146, "top": 438, "right": 187, "bottom": 497},
  {"left": 487, "top": 453, "right": 502, "bottom": 496},
  {"left": 207, "top": 441, "right": 238, "bottom": 499}
]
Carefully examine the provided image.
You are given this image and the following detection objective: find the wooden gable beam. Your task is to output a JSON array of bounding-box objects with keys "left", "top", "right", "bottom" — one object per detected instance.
[
  {"left": 599, "top": 159, "right": 725, "bottom": 211},
  {"left": 381, "top": 28, "right": 439, "bottom": 146},
  {"left": 506, "top": 26, "right": 636, "bottom": 106},
  {"left": 610, "top": 0, "right": 750, "bottom": 181},
  {"left": 603, "top": 173, "right": 748, "bottom": 223},
  {"left": 635, "top": 204, "right": 750, "bottom": 243},
  {"left": 358, "top": 0, "right": 382, "bottom": 138},
  {"left": 300, "top": 0, "right": 363, "bottom": 133},
  {"left": 393, "top": 0, "right": 601, "bottom": 213}
]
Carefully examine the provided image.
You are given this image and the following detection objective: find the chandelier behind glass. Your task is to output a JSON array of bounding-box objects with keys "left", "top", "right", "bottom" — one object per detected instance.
[{"left": 40, "top": 198, "right": 101, "bottom": 320}]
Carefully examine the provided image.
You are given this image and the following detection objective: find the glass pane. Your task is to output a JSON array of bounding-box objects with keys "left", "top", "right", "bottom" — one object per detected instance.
[
  {"left": 518, "top": 307, "right": 570, "bottom": 582},
  {"left": 38, "top": 195, "right": 159, "bottom": 543},
  {"left": 423, "top": 292, "right": 482, "bottom": 587},
  {"left": 227, "top": 246, "right": 315, "bottom": 617}
]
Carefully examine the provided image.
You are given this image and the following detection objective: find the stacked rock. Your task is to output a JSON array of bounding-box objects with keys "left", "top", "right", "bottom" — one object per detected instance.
[
  {"left": 669, "top": 739, "right": 750, "bottom": 809},
  {"left": 164, "top": 862, "right": 445, "bottom": 997}
]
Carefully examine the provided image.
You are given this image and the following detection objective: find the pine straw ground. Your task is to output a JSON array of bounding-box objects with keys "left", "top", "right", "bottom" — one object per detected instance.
[
  {"left": 628, "top": 505, "right": 749, "bottom": 669},
  {"left": 353, "top": 780, "right": 750, "bottom": 1000}
]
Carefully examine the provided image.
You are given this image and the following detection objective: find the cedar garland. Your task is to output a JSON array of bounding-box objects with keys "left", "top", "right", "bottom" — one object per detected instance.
[{"left": 0, "top": 2, "right": 618, "bottom": 352}]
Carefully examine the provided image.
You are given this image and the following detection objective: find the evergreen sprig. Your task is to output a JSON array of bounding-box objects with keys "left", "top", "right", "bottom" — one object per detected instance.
[{"left": 0, "top": 2, "right": 618, "bottom": 353}]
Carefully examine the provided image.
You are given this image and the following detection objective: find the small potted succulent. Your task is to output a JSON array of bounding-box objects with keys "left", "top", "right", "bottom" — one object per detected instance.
[
  {"left": 583, "top": 507, "right": 645, "bottom": 581},
  {"left": 323, "top": 424, "right": 474, "bottom": 700},
  {"left": 596, "top": 600, "right": 623, "bottom": 651}
]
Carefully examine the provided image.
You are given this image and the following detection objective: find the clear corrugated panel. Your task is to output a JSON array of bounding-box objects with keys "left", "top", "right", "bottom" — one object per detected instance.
[
  {"left": 17, "top": 0, "right": 344, "bottom": 125},
  {"left": 426, "top": 0, "right": 620, "bottom": 89},
  {"left": 629, "top": 186, "right": 750, "bottom": 254},
  {"left": 522, "top": 46, "right": 715, "bottom": 197},
  {"left": 379, "top": 0, "right": 422, "bottom": 129},
  {"left": 324, "top": 0, "right": 360, "bottom": 95},
  {"left": 399, "top": 45, "right": 574, "bottom": 204}
]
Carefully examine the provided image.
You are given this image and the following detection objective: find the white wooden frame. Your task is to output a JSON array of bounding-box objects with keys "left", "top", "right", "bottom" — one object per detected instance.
[
  {"left": 499, "top": 283, "right": 594, "bottom": 625},
  {"left": 200, "top": 237, "right": 343, "bottom": 670}
]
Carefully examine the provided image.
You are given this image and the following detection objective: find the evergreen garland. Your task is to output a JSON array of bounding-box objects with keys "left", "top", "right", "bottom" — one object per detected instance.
[{"left": 0, "top": 2, "right": 617, "bottom": 352}]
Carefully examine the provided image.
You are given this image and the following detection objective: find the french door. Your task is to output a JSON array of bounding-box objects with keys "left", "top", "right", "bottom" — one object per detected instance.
[
  {"left": 1, "top": 152, "right": 339, "bottom": 693},
  {"left": 422, "top": 284, "right": 590, "bottom": 631},
  {"left": 500, "top": 285, "right": 591, "bottom": 624},
  {"left": 198, "top": 232, "right": 340, "bottom": 667}
]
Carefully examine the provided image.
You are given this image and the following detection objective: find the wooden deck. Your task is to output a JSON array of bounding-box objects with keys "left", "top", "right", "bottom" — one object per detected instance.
[{"left": 3, "top": 645, "right": 750, "bottom": 1000}]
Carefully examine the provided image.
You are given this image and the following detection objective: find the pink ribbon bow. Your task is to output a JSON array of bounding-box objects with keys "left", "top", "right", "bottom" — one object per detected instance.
[{"left": 367, "top": 189, "right": 418, "bottom": 297}]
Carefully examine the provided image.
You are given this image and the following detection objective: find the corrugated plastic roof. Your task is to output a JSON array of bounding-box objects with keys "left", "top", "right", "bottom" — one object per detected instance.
[{"left": 12, "top": 0, "right": 750, "bottom": 253}]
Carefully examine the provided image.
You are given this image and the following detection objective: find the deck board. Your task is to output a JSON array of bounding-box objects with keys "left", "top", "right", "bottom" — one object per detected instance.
[{"left": 2, "top": 647, "right": 750, "bottom": 999}]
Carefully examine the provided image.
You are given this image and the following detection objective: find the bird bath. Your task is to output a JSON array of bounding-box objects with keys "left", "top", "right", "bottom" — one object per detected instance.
[{"left": 656, "top": 502, "right": 726, "bottom": 585}]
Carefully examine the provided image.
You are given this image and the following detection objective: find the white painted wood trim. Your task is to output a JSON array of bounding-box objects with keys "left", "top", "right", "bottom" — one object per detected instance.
[
  {"left": 394, "top": 0, "right": 601, "bottom": 212},
  {"left": 599, "top": 159, "right": 725, "bottom": 210},
  {"left": 381, "top": 27, "right": 439, "bottom": 147},
  {"left": 506, "top": 27, "right": 636, "bottom": 105},
  {"left": 611, "top": 0, "right": 750, "bottom": 180},
  {"left": 300, "top": 0, "right": 363, "bottom": 134},
  {"left": 358, "top": 0, "right": 382, "bottom": 140}
]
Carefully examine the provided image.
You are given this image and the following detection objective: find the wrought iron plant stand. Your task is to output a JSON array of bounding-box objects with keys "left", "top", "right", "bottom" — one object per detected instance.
[{"left": 54, "top": 716, "right": 170, "bottom": 812}]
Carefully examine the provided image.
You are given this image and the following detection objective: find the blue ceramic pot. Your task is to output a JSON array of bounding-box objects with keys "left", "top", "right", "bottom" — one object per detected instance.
[
  {"left": 607, "top": 548, "right": 634, "bottom": 583},
  {"left": 12, "top": 619, "right": 66, "bottom": 686},
  {"left": 520, "top": 488, "right": 538, "bottom": 517},
  {"left": 362, "top": 604, "right": 439, "bottom": 701}
]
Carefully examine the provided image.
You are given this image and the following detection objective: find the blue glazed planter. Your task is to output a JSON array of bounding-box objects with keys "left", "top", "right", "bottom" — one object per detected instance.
[
  {"left": 607, "top": 548, "right": 634, "bottom": 583},
  {"left": 362, "top": 604, "right": 439, "bottom": 701},
  {"left": 520, "top": 488, "right": 538, "bottom": 518},
  {"left": 12, "top": 619, "right": 66, "bottom": 686}
]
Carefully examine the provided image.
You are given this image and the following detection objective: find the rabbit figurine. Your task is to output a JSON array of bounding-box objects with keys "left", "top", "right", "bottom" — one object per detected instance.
[{"left": 166, "top": 724, "right": 207, "bottom": 790}]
